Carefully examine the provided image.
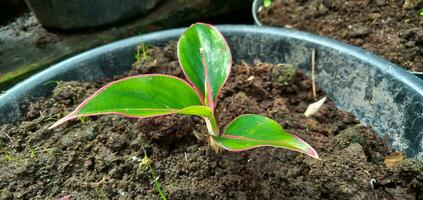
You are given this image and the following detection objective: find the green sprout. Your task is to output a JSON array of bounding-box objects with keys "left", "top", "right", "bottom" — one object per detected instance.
[
  {"left": 141, "top": 43, "right": 148, "bottom": 60},
  {"left": 78, "top": 116, "right": 90, "bottom": 124},
  {"left": 2, "top": 152, "right": 14, "bottom": 162},
  {"left": 419, "top": 8, "right": 423, "bottom": 16},
  {"left": 29, "top": 148, "right": 37, "bottom": 159},
  {"left": 139, "top": 147, "right": 167, "bottom": 200},
  {"left": 49, "top": 23, "right": 319, "bottom": 159},
  {"left": 263, "top": 0, "right": 272, "bottom": 8},
  {"left": 134, "top": 42, "right": 149, "bottom": 67}
]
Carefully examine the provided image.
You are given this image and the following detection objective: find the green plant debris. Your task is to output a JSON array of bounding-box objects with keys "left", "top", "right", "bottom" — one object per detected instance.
[
  {"left": 139, "top": 147, "right": 167, "bottom": 200},
  {"left": 45, "top": 147, "right": 61, "bottom": 162},
  {"left": 2, "top": 152, "right": 14, "bottom": 162},
  {"left": 141, "top": 43, "right": 148, "bottom": 60},
  {"left": 29, "top": 148, "right": 37, "bottom": 159},
  {"left": 79, "top": 116, "right": 90, "bottom": 124},
  {"left": 263, "top": 0, "right": 272, "bottom": 7},
  {"left": 134, "top": 42, "right": 149, "bottom": 67}
]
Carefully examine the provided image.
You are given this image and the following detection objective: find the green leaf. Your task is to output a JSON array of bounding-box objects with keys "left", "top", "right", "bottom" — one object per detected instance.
[
  {"left": 263, "top": 0, "right": 272, "bottom": 7},
  {"left": 49, "top": 74, "right": 210, "bottom": 128},
  {"left": 177, "top": 23, "right": 232, "bottom": 109},
  {"left": 212, "top": 114, "right": 319, "bottom": 159}
]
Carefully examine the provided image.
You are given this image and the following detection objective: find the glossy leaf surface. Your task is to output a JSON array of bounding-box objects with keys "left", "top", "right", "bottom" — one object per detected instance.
[
  {"left": 212, "top": 114, "right": 319, "bottom": 159},
  {"left": 50, "top": 74, "right": 210, "bottom": 128},
  {"left": 177, "top": 23, "right": 231, "bottom": 109}
]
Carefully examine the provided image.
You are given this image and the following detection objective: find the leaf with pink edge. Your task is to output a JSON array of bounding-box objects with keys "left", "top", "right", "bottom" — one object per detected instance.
[
  {"left": 212, "top": 114, "right": 319, "bottom": 159},
  {"left": 177, "top": 23, "right": 232, "bottom": 109},
  {"left": 49, "top": 74, "right": 211, "bottom": 129}
]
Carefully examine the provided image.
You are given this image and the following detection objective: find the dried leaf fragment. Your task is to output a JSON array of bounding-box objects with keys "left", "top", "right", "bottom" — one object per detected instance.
[
  {"left": 304, "top": 97, "right": 327, "bottom": 117},
  {"left": 384, "top": 152, "right": 404, "bottom": 168}
]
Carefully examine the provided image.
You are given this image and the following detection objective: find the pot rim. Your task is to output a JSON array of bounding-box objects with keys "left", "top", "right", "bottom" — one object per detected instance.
[
  {"left": 4, "top": 25, "right": 421, "bottom": 99},
  {"left": 252, "top": 0, "right": 263, "bottom": 26}
]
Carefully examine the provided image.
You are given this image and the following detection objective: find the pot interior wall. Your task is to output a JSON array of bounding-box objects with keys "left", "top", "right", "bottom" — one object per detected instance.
[{"left": 1, "top": 25, "right": 422, "bottom": 160}]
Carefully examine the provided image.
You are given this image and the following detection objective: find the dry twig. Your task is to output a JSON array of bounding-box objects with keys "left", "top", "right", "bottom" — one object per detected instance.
[
  {"left": 311, "top": 49, "right": 317, "bottom": 99},
  {"left": 0, "top": 131, "right": 14, "bottom": 142}
]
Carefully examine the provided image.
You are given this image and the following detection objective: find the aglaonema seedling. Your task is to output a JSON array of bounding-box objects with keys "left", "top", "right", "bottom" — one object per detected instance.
[{"left": 50, "top": 23, "right": 319, "bottom": 159}]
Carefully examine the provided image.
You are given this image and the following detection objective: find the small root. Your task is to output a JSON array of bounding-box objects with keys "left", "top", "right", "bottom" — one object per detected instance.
[
  {"left": 83, "top": 176, "right": 107, "bottom": 189},
  {"left": 0, "top": 131, "right": 14, "bottom": 142}
]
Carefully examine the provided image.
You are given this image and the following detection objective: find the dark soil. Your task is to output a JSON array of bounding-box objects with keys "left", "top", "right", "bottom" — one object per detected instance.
[
  {"left": 1, "top": 43, "right": 423, "bottom": 200},
  {"left": 258, "top": 0, "right": 423, "bottom": 72}
]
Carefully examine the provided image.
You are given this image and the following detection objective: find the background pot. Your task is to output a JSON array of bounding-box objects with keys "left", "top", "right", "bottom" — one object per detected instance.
[
  {"left": 24, "top": 0, "right": 159, "bottom": 30},
  {"left": 0, "top": 0, "right": 27, "bottom": 26},
  {"left": 1, "top": 25, "right": 423, "bottom": 161},
  {"left": 252, "top": 0, "right": 263, "bottom": 26},
  {"left": 252, "top": 0, "right": 423, "bottom": 79}
]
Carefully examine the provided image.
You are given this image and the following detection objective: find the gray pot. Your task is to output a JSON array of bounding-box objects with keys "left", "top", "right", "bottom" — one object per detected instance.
[
  {"left": 1, "top": 25, "right": 423, "bottom": 161},
  {"left": 24, "top": 0, "right": 159, "bottom": 30},
  {"left": 252, "top": 0, "right": 263, "bottom": 26}
]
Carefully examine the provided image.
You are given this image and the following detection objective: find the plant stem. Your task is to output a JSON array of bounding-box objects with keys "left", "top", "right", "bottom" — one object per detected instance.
[
  {"left": 204, "top": 114, "right": 219, "bottom": 136},
  {"left": 204, "top": 115, "right": 222, "bottom": 152}
]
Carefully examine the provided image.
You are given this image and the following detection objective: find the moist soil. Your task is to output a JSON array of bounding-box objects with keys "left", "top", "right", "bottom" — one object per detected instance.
[
  {"left": 1, "top": 43, "right": 423, "bottom": 200},
  {"left": 258, "top": 0, "right": 423, "bottom": 72}
]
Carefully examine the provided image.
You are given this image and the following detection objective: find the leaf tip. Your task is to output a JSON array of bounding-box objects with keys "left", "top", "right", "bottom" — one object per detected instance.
[
  {"left": 307, "top": 146, "right": 320, "bottom": 160},
  {"left": 293, "top": 134, "right": 320, "bottom": 159}
]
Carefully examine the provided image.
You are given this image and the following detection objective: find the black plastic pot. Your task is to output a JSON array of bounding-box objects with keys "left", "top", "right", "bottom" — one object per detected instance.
[
  {"left": 252, "top": 0, "right": 423, "bottom": 80},
  {"left": 24, "top": 0, "right": 159, "bottom": 30},
  {"left": 1, "top": 25, "right": 423, "bottom": 160},
  {"left": 0, "top": 0, "right": 28, "bottom": 26}
]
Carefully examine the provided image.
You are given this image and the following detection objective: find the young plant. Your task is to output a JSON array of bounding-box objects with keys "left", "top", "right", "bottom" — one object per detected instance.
[{"left": 50, "top": 23, "right": 319, "bottom": 159}]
